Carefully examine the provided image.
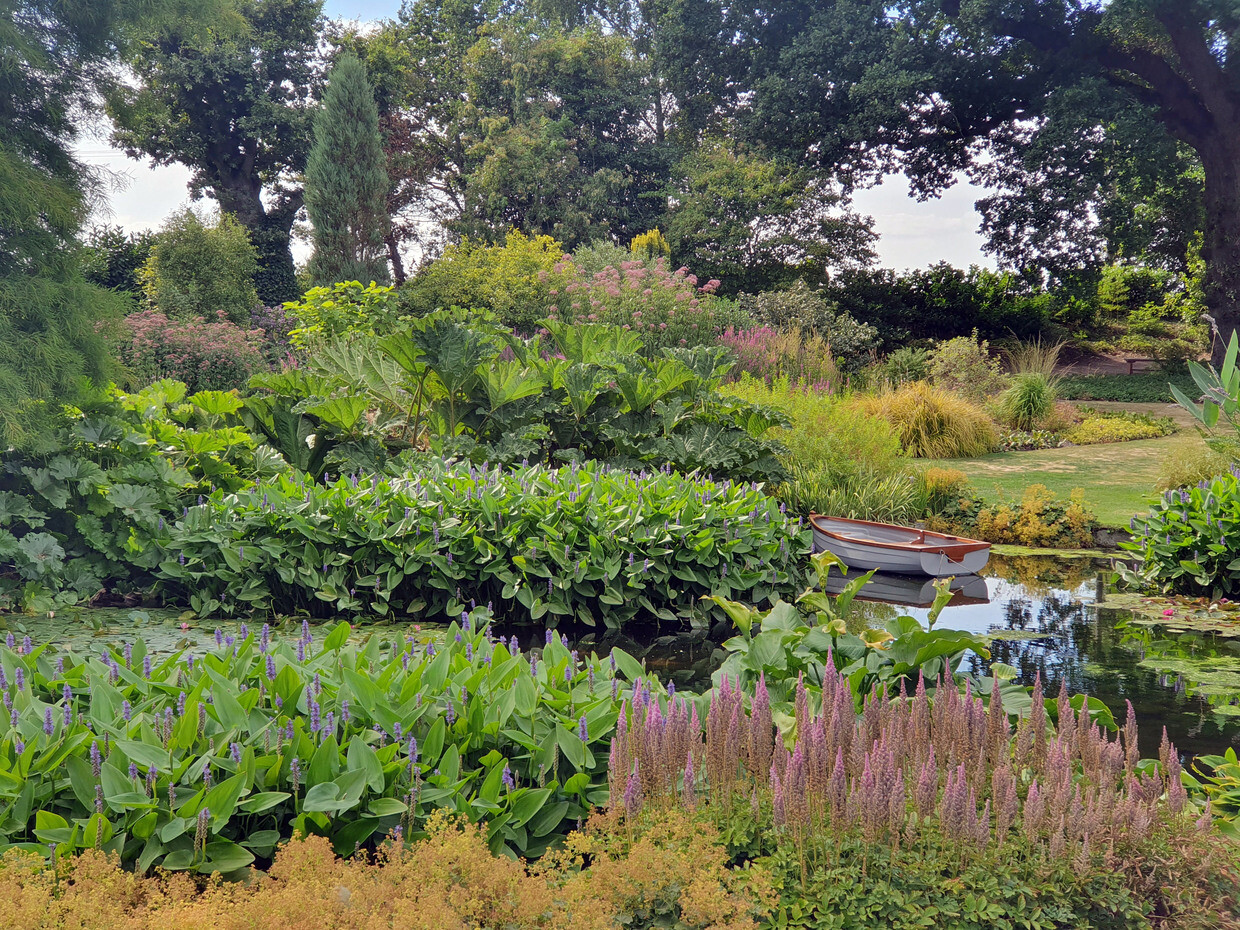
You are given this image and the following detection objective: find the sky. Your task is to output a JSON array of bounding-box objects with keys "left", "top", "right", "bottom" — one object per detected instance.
[{"left": 77, "top": 0, "right": 994, "bottom": 272}]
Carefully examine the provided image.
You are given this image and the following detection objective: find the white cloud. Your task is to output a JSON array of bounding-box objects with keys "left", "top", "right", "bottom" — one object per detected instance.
[{"left": 852, "top": 173, "right": 993, "bottom": 271}]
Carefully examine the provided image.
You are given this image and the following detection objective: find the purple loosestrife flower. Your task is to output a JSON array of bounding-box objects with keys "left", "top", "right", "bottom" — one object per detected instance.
[
  {"left": 54, "top": 658, "right": 63, "bottom": 677},
  {"left": 214, "top": 629, "right": 223, "bottom": 647},
  {"left": 5, "top": 633, "right": 13, "bottom": 650},
  {"left": 266, "top": 656, "right": 276, "bottom": 680},
  {"left": 341, "top": 700, "right": 350, "bottom": 725},
  {"left": 43, "top": 708, "right": 53, "bottom": 737},
  {"left": 578, "top": 715, "right": 588, "bottom": 742},
  {"left": 623, "top": 767, "right": 642, "bottom": 819},
  {"left": 14, "top": 667, "right": 23, "bottom": 691},
  {"left": 230, "top": 743, "right": 242, "bottom": 765},
  {"left": 122, "top": 701, "right": 132, "bottom": 724},
  {"left": 129, "top": 762, "right": 139, "bottom": 782},
  {"left": 90, "top": 741, "right": 101, "bottom": 778},
  {"left": 461, "top": 612, "right": 470, "bottom": 633},
  {"left": 123, "top": 642, "right": 132, "bottom": 667},
  {"left": 502, "top": 765, "right": 515, "bottom": 791},
  {"left": 309, "top": 700, "right": 321, "bottom": 733},
  {"left": 297, "top": 641, "right": 306, "bottom": 662},
  {"left": 63, "top": 701, "right": 71, "bottom": 728},
  {"left": 177, "top": 693, "right": 186, "bottom": 717},
  {"left": 508, "top": 635, "right": 519, "bottom": 654},
  {"left": 143, "top": 655, "right": 152, "bottom": 678},
  {"left": 13, "top": 738, "right": 21, "bottom": 754}
]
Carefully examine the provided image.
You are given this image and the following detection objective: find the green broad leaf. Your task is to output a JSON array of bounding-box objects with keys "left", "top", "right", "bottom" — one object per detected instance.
[
  {"left": 200, "top": 839, "right": 255, "bottom": 874},
  {"left": 527, "top": 800, "right": 571, "bottom": 838},
  {"left": 609, "top": 648, "right": 645, "bottom": 682},
  {"left": 202, "top": 773, "right": 247, "bottom": 826},
  {"left": 345, "top": 737, "right": 385, "bottom": 794},
  {"left": 240, "top": 830, "right": 281, "bottom": 852},
  {"left": 367, "top": 797, "right": 408, "bottom": 817},
  {"left": 322, "top": 620, "right": 352, "bottom": 652},
  {"left": 422, "top": 717, "right": 446, "bottom": 766},
  {"left": 302, "top": 782, "right": 345, "bottom": 813},
  {"left": 160, "top": 818, "right": 188, "bottom": 843},
  {"left": 238, "top": 792, "right": 290, "bottom": 815},
  {"left": 115, "top": 739, "right": 170, "bottom": 772},
  {"left": 308, "top": 736, "right": 341, "bottom": 785},
  {"left": 508, "top": 787, "right": 551, "bottom": 827},
  {"left": 160, "top": 849, "right": 196, "bottom": 871},
  {"left": 331, "top": 818, "right": 380, "bottom": 857},
  {"left": 35, "top": 810, "right": 68, "bottom": 831}
]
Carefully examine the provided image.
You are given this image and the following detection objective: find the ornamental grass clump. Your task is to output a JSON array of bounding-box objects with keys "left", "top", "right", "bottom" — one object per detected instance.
[
  {"left": 157, "top": 460, "right": 809, "bottom": 626},
  {"left": 613, "top": 665, "right": 1240, "bottom": 926},
  {"left": 854, "top": 382, "right": 997, "bottom": 458}
]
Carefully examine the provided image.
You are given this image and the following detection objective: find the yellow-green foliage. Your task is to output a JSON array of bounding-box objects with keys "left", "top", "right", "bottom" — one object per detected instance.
[
  {"left": 854, "top": 382, "right": 998, "bottom": 458},
  {"left": 928, "top": 483, "right": 1096, "bottom": 548},
  {"left": 283, "top": 281, "right": 401, "bottom": 349},
  {"left": 402, "top": 229, "right": 566, "bottom": 329},
  {"left": 1156, "top": 444, "right": 1234, "bottom": 491},
  {"left": 630, "top": 228, "right": 671, "bottom": 259},
  {"left": 0, "top": 811, "right": 772, "bottom": 930},
  {"left": 916, "top": 466, "right": 971, "bottom": 514},
  {"left": 1064, "top": 416, "right": 1170, "bottom": 445},
  {"left": 723, "top": 376, "right": 905, "bottom": 479}
]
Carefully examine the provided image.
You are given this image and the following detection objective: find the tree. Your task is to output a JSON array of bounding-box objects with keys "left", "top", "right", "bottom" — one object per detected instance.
[
  {"left": 108, "top": 0, "right": 323, "bottom": 304},
  {"left": 720, "top": 0, "right": 1240, "bottom": 361},
  {"left": 0, "top": 0, "right": 226, "bottom": 444},
  {"left": 139, "top": 209, "right": 259, "bottom": 325},
  {"left": 305, "top": 54, "right": 391, "bottom": 287},
  {"left": 81, "top": 226, "right": 158, "bottom": 299},
  {"left": 665, "top": 140, "right": 876, "bottom": 295}
]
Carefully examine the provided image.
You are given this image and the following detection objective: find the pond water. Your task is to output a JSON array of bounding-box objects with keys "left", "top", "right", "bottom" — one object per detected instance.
[{"left": 6, "top": 554, "right": 1239, "bottom": 763}]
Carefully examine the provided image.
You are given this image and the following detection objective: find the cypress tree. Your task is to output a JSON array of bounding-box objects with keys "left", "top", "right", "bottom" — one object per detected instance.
[{"left": 305, "top": 54, "right": 391, "bottom": 287}]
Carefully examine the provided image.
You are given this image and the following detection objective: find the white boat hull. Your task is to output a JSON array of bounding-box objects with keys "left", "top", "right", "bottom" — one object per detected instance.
[
  {"left": 824, "top": 571, "right": 990, "bottom": 607},
  {"left": 810, "top": 517, "right": 991, "bottom": 578}
]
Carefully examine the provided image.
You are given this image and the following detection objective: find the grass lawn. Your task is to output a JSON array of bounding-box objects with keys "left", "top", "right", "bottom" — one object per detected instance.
[{"left": 926, "top": 432, "right": 1209, "bottom": 529}]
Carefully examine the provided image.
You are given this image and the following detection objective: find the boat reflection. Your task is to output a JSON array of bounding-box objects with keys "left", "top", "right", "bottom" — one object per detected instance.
[{"left": 824, "top": 570, "right": 991, "bottom": 608}]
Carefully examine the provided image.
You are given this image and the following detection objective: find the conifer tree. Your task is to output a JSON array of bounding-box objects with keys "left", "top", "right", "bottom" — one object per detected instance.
[{"left": 305, "top": 54, "right": 391, "bottom": 286}]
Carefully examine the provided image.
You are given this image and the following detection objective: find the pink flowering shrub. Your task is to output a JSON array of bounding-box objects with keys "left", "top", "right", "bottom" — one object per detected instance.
[
  {"left": 116, "top": 310, "right": 268, "bottom": 392},
  {"left": 718, "top": 325, "right": 839, "bottom": 389},
  {"left": 546, "top": 256, "right": 749, "bottom": 353}
]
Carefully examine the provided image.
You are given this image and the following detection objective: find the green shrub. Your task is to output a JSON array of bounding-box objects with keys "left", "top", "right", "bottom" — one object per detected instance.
[
  {"left": 927, "top": 329, "right": 1009, "bottom": 403},
  {"left": 283, "top": 281, "right": 404, "bottom": 349},
  {"left": 998, "top": 371, "right": 1058, "bottom": 431},
  {"left": 1064, "top": 414, "right": 1174, "bottom": 445},
  {"left": 1059, "top": 372, "right": 1197, "bottom": 403},
  {"left": 1122, "top": 469, "right": 1240, "bottom": 597},
  {"left": 854, "top": 382, "right": 997, "bottom": 459},
  {"left": 736, "top": 281, "right": 879, "bottom": 372},
  {"left": 81, "top": 224, "right": 158, "bottom": 298},
  {"left": 139, "top": 209, "right": 258, "bottom": 325},
  {"left": 880, "top": 345, "right": 930, "bottom": 386},
  {"left": 156, "top": 461, "right": 810, "bottom": 625},
  {"left": 0, "top": 608, "right": 656, "bottom": 870},
  {"left": 996, "top": 428, "right": 1062, "bottom": 451},
  {"left": 778, "top": 466, "right": 922, "bottom": 523},
  {"left": 721, "top": 376, "right": 906, "bottom": 482},
  {"left": 1156, "top": 443, "right": 1233, "bottom": 491}
]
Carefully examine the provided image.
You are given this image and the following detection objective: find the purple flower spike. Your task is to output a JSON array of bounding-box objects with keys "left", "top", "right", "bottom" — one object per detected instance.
[
  {"left": 43, "top": 707, "right": 53, "bottom": 737},
  {"left": 129, "top": 762, "right": 139, "bottom": 781},
  {"left": 502, "top": 765, "right": 515, "bottom": 791},
  {"left": 230, "top": 742, "right": 242, "bottom": 765},
  {"left": 578, "top": 715, "right": 588, "bottom": 742},
  {"left": 143, "top": 655, "right": 152, "bottom": 678},
  {"left": 122, "top": 701, "right": 132, "bottom": 724}
]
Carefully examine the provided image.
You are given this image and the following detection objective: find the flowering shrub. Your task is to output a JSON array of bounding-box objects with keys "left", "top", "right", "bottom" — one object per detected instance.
[
  {"left": 156, "top": 461, "right": 810, "bottom": 626},
  {"left": 0, "top": 610, "right": 654, "bottom": 869},
  {"left": 1122, "top": 468, "right": 1240, "bottom": 597},
  {"left": 612, "top": 667, "right": 1238, "bottom": 929},
  {"left": 548, "top": 255, "right": 747, "bottom": 353},
  {"left": 718, "top": 326, "right": 839, "bottom": 389},
  {"left": 928, "top": 483, "right": 1097, "bottom": 548},
  {"left": 928, "top": 329, "right": 1009, "bottom": 403},
  {"left": 116, "top": 310, "right": 267, "bottom": 392},
  {"left": 736, "top": 281, "right": 879, "bottom": 372}
]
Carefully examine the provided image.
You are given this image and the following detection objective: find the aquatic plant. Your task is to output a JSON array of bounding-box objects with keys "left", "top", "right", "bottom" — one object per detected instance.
[
  {"left": 0, "top": 608, "right": 653, "bottom": 871},
  {"left": 156, "top": 460, "right": 809, "bottom": 625}
]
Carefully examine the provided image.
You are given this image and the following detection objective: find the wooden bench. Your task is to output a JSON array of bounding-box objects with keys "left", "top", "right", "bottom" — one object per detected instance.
[{"left": 1124, "top": 357, "right": 1159, "bottom": 375}]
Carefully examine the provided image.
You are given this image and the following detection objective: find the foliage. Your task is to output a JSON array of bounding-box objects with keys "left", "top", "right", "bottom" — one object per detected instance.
[
  {"left": 80, "top": 226, "right": 158, "bottom": 299},
  {"left": 928, "top": 330, "right": 1009, "bottom": 404},
  {"left": 718, "top": 327, "right": 839, "bottom": 390},
  {"left": 0, "top": 380, "right": 268, "bottom": 610},
  {"left": 996, "top": 429, "right": 1062, "bottom": 452},
  {"left": 915, "top": 467, "right": 971, "bottom": 516},
  {"left": 138, "top": 210, "right": 259, "bottom": 326},
  {"left": 1171, "top": 330, "right": 1240, "bottom": 460},
  {"left": 929, "top": 484, "right": 1097, "bottom": 548},
  {"left": 1121, "top": 468, "right": 1240, "bottom": 598},
  {"left": 629, "top": 228, "right": 670, "bottom": 260},
  {"left": 1006, "top": 336, "right": 1065, "bottom": 380},
  {"left": 1059, "top": 372, "right": 1198, "bottom": 403},
  {"left": 735, "top": 281, "right": 880, "bottom": 372},
  {"left": 401, "top": 231, "right": 566, "bottom": 331},
  {"left": 273, "top": 314, "right": 790, "bottom": 481},
  {"left": 1063, "top": 414, "right": 1174, "bottom": 445},
  {"left": 115, "top": 311, "right": 268, "bottom": 393},
  {"left": 854, "top": 382, "right": 998, "bottom": 459},
  {"left": 0, "top": 810, "right": 774, "bottom": 929},
  {"left": 305, "top": 53, "right": 390, "bottom": 287},
  {"left": 997, "top": 372, "right": 1058, "bottom": 432},
  {"left": 283, "top": 282, "right": 403, "bottom": 350},
  {"left": 705, "top": 552, "right": 990, "bottom": 707},
  {"left": 0, "top": 607, "right": 659, "bottom": 871},
  {"left": 877, "top": 346, "right": 930, "bottom": 387},
  {"left": 665, "top": 141, "right": 876, "bottom": 295},
  {"left": 156, "top": 461, "right": 810, "bottom": 626},
  {"left": 722, "top": 379, "right": 905, "bottom": 480},
  {"left": 107, "top": 0, "right": 322, "bottom": 303},
  {"left": 1156, "top": 444, "right": 1233, "bottom": 492},
  {"left": 776, "top": 467, "right": 923, "bottom": 525},
  {"left": 617, "top": 661, "right": 1236, "bottom": 929}
]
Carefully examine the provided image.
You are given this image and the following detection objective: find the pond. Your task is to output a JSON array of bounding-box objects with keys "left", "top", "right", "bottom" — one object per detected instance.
[{"left": 6, "top": 554, "right": 1238, "bottom": 763}]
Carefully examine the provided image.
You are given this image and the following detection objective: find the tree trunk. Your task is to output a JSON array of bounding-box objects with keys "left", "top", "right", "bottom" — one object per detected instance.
[
  {"left": 214, "top": 181, "right": 300, "bottom": 305},
  {"left": 1200, "top": 137, "right": 1240, "bottom": 367},
  {"left": 385, "top": 232, "right": 406, "bottom": 285}
]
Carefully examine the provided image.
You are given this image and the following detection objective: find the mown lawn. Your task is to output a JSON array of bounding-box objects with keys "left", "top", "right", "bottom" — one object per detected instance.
[{"left": 925, "top": 432, "right": 1209, "bottom": 529}]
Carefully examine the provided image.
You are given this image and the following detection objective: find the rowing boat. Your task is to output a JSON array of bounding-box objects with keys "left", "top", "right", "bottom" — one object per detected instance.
[
  {"left": 809, "top": 514, "right": 991, "bottom": 577},
  {"left": 823, "top": 570, "right": 990, "bottom": 607}
]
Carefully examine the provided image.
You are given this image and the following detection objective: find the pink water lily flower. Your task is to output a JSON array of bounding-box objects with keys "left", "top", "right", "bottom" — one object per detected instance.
[{"left": 1163, "top": 608, "right": 1175, "bottom": 616}]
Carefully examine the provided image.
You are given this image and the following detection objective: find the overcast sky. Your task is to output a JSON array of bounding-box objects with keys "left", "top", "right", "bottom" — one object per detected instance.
[{"left": 77, "top": 0, "right": 994, "bottom": 272}]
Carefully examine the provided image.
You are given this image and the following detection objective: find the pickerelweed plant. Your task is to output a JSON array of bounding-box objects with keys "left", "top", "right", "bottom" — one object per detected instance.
[
  {"left": 0, "top": 606, "right": 657, "bottom": 872},
  {"left": 704, "top": 553, "right": 995, "bottom": 712},
  {"left": 611, "top": 664, "right": 1223, "bottom": 925},
  {"left": 1121, "top": 466, "right": 1240, "bottom": 597},
  {"left": 155, "top": 460, "right": 810, "bottom": 626}
]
